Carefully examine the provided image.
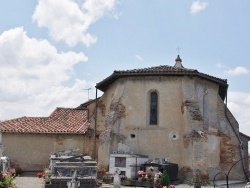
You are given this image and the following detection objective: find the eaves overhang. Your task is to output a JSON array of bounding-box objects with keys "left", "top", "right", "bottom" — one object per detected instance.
[
  {"left": 1, "top": 131, "right": 86, "bottom": 135},
  {"left": 96, "top": 71, "right": 228, "bottom": 100}
]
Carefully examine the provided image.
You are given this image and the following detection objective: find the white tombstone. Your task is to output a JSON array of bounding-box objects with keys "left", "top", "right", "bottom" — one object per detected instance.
[
  {"left": 118, "top": 143, "right": 130, "bottom": 153},
  {"left": 0, "top": 156, "right": 9, "bottom": 173},
  {"left": 67, "top": 170, "right": 80, "bottom": 188},
  {"left": 113, "top": 168, "right": 121, "bottom": 188}
]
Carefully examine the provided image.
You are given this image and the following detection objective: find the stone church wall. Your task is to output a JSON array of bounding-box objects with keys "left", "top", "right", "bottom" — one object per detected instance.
[{"left": 95, "top": 75, "right": 246, "bottom": 181}]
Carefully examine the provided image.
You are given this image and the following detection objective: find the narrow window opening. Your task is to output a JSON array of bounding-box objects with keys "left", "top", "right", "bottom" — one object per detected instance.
[{"left": 150, "top": 91, "right": 158, "bottom": 125}]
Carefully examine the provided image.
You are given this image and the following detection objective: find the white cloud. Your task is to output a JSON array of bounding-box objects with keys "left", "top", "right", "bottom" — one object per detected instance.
[
  {"left": 227, "top": 91, "right": 250, "bottom": 137},
  {"left": 34, "top": 79, "right": 96, "bottom": 110},
  {"left": 0, "top": 27, "right": 93, "bottom": 120},
  {"left": 225, "top": 66, "right": 249, "bottom": 76},
  {"left": 32, "top": 0, "right": 117, "bottom": 47},
  {"left": 190, "top": 1, "right": 208, "bottom": 14},
  {"left": 0, "top": 79, "right": 96, "bottom": 120},
  {"left": 135, "top": 54, "right": 143, "bottom": 61}
]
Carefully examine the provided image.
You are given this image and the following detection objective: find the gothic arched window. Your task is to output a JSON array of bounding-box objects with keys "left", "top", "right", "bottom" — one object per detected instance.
[{"left": 150, "top": 91, "right": 158, "bottom": 125}]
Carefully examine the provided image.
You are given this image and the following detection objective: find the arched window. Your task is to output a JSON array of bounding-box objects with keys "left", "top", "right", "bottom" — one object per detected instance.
[{"left": 150, "top": 91, "right": 158, "bottom": 125}]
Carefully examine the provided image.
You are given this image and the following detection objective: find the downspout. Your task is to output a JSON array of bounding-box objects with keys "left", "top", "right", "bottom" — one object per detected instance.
[
  {"left": 93, "top": 87, "right": 98, "bottom": 160},
  {"left": 224, "top": 86, "right": 248, "bottom": 181},
  {"left": 203, "top": 89, "right": 208, "bottom": 129},
  {"left": 87, "top": 108, "right": 89, "bottom": 121}
]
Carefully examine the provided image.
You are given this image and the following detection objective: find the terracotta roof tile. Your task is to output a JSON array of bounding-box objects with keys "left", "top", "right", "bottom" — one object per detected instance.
[
  {"left": 0, "top": 108, "right": 90, "bottom": 134},
  {"left": 96, "top": 65, "right": 227, "bottom": 91},
  {"left": 96, "top": 64, "right": 228, "bottom": 100},
  {"left": 114, "top": 65, "right": 197, "bottom": 74}
]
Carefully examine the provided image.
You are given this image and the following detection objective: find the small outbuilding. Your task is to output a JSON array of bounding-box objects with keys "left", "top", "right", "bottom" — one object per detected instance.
[{"left": 0, "top": 107, "right": 95, "bottom": 171}]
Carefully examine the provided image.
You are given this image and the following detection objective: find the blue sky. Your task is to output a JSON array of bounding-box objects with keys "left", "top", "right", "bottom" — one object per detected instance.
[{"left": 0, "top": 0, "right": 250, "bottom": 136}]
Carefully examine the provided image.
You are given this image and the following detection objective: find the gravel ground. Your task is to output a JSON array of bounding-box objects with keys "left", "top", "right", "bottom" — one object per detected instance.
[
  {"left": 13, "top": 176, "right": 44, "bottom": 188},
  {"left": 13, "top": 174, "right": 248, "bottom": 188},
  {"left": 103, "top": 182, "right": 247, "bottom": 188}
]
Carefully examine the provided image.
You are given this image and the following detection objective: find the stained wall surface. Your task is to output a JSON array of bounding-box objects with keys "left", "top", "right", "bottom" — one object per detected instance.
[
  {"left": 94, "top": 75, "right": 246, "bottom": 180},
  {"left": 2, "top": 133, "right": 93, "bottom": 171}
]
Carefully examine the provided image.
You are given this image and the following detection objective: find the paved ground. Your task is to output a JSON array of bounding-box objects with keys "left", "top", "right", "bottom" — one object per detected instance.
[
  {"left": 103, "top": 182, "right": 248, "bottom": 188},
  {"left": 13, "top": 175, "right": 44, "bottom": 188},
  {"left": 13, "top": 173, "right": 248, "bottom": 188}
]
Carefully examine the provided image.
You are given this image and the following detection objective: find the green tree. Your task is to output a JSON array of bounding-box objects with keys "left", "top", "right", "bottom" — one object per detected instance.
[{"left": 160, "top": 170, "right": 170, "bottom": 186}]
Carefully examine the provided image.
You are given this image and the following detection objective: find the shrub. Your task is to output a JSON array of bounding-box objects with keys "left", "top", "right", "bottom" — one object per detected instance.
[
  {"left": 160, "top": 170, "right": 170, "bottom": 186},
  {"left": 0, "top": 172, "right": 14, "bottom": 188}
]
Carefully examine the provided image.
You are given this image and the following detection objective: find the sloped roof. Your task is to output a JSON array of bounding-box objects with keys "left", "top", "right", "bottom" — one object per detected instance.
[
  {"left": 0, "top": 108, "right": 90, "bottom": 134},
  {"left": 76, "top": 98, "right": 99, "bottom": 109},
  {"left": 240, "top": 132, "right": 250, "bottom": 141},
  {"left": 96, "top": 64, "right": 228, "bottom": 99}
]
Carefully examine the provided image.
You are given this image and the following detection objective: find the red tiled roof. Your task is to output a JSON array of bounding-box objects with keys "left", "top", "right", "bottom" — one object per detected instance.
[
  {"left": 96, "top": 64, "right": 228, "bottom": 99},
  {"left": 0, "top": 108, "right": 90, "bottom": 134},
  {"left": 96, "top": 65, "right": 227, "bottom": 91}
]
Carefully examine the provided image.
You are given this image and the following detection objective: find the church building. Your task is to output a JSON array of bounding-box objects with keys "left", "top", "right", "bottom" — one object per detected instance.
[{"left": 87, "top": 55, "right": 250, "bottom": 181}]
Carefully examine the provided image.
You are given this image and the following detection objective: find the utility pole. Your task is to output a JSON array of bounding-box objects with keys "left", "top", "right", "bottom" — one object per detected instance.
[{"left": 83, "top": 88, "right": 91, "bottom": 100}]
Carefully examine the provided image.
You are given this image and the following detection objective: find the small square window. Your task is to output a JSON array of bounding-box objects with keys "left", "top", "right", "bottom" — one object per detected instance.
[
  {"left": 115, "top": 157, "right": 126, "bottom": 167},
  {"left": 130, "top": 134, "right": 135, "bottom": 138}
]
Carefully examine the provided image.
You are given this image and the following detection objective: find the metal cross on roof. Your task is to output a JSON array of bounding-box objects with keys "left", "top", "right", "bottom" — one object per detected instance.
[{"left": 177, "top": 47, "right": 181, "bottom": 55}]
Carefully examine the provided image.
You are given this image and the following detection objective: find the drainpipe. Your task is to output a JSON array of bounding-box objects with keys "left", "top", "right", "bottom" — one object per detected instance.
[
  {"left": 93, "top": 87, "right": 98, "bottom": 160},
  {"left": 87, "top": 108, "right": 89, "bottom": 121},
  {"left": 224, "top": 86, "right": 248, "bottom": 181},
  {"left": 203, "top": 89, "right": 208, "bottom": 129}
]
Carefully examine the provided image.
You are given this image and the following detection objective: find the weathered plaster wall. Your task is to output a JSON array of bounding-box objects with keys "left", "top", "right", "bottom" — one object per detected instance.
[
  {"left": 80, "top": 100, "right": 103, "bottom": 161},
  {"left": 2, "top": 133, "right": 90, "bottom": 171},
  {"left": 240, "top": 134, "right": 250, "bottom": 177},
  {"left": 87, "top": 99, "right": 106, "bottom": 133},
  {"left": 96, "top": 75, "right": 246, "bottom": 181},
  {"left": 216, "top": 95, "right": 245, "bottom": 180}
]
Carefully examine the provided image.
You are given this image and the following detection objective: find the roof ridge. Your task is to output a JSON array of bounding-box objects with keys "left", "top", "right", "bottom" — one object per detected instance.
[
  {"left": 1, "top": 108, "right": 89, "bottom": 134},
  {"left": 114, "top": 64, "right": 198, "bottom": 73},
  {"left": 49, "top": 107, "right": 82, "bottom": 117},
  {"left": 96, "top": 63, "right": 228, "bottom": 101}
]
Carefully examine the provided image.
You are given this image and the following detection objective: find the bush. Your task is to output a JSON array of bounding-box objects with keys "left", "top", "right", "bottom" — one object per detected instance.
[
  {"left": 160, "top": 170, "right": 170, "bottom": 186},
  {"left": 0, "top": 172, "right": 14, "bottom": 188}
]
